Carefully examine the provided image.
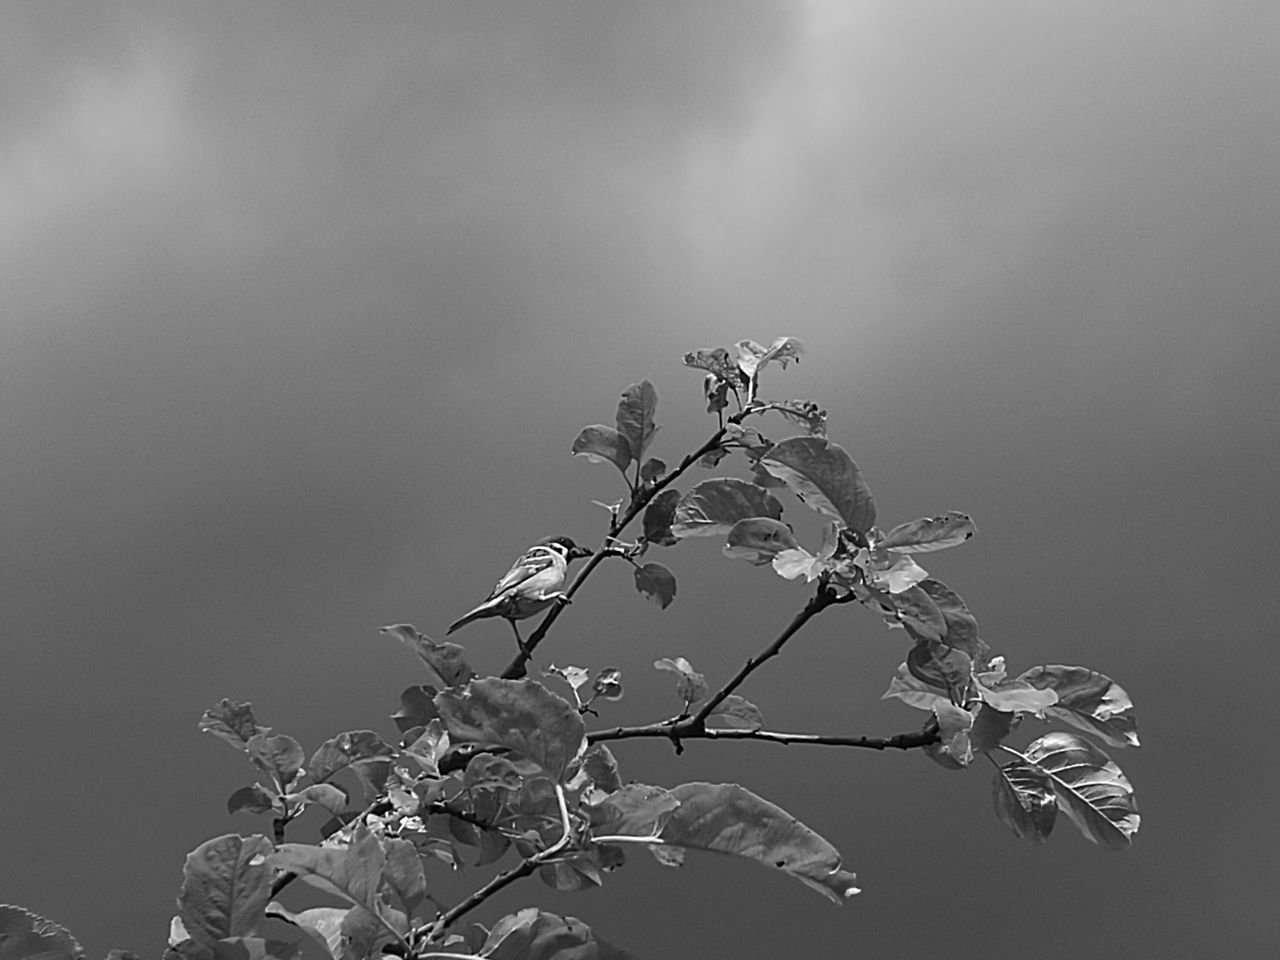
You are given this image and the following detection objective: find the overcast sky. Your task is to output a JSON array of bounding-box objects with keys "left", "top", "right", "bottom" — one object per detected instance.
[{"left": 3, "top": 2, "right": 1277, "bottom": 957}]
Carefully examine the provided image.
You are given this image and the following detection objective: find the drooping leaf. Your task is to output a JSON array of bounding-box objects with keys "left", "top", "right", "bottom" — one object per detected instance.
[
  {"left": 226, "top": 785, "right": 280, "bottom": 816},
  {"left": 590, "top": 783, "right": 680, "bottom": 838},
  {"left": 877, "top": 512, "right": 977, "bottom": 553},
  {"left": 482, "top": 909, "right": 639, "bottom": 960},
  {"left": 382, "top": 839, "right": 428, "bottom": 918},
  {"left": 874, "top": 585, "right": 946, "bottom": 642},
  {"left": 582, "top": 743, "right": 623, "bottom": 795},
  {"left": 592, "top": 667, "right": 624, "bottom": 702},
  {"left": 705, "top": 694, "right": 764, "bottom": 731},
  {"left": 571, "top": 425, "right": 632, "bottom": 475},
  {"left": 634, "top": 562, "right": 677, "bottom": 609},
  {"left": 390, "top": 685, "right": 438, "bottom": 733},
  {"left": 907, "top": 641, "right": 973, "bottom": 703},
  {"left": 722, "top": 518, "right": 799, "bottom": 565},
  {"left": 642, "top": 488, "right": 681, "bottom": 546},
  {"left": 660, "top": 782, "right": 859, "bottom": 903},
  {"left": 246, "top": 735, "right": 305, "bottom": 788},
  {"left": 932, "top": 701, "right": 975, "bottom": 766},
  {"left": 177, "top": 835, "right": 273, "bottom": 948},
  {"left": 734, "top": 337, "right": 803, "bottom": 382},
  {"left": 307, "top": 732, "right": 394, "bottom": 793},
  {"left": 380, "top": 624, "right": 475, "bottom": 690},
  {"left": 433, "top": 678, "right": 586, "bottom": 782},
  {"left": 1023, "top": 732, "right": 1140, "bottom": 849},
  {"left": 683, "top": 346, "right": 747, "bottom": 390},
  {"left": 286, "top": 784, "right": 348, "bottom": 817},
  {"left": 1018, "top": 665, "right": 1140, "bottom": 748},
  {"left": 616, "top": 380, "right": 659, "bottom": 461},
  {"left": 263, "top": 905, "right": 346, "bottom": 960},
  {"left": 993, "top": 760, "right": 1057, "bottom": 844},
  {"left": 199, "top": 700, "right": 269, "bottom": 752},
  {"left": 767, "top": 399, "right": 826, "bottom": 436},
  {"left": 703, "top": 373, "right": 731, "bottom": 414},
  {"left": 917, "top": 579, "right": 987, "bottom": 664},
  {"left": 968, "top": 704, "right": 1016, "bottom": 753},
  {"left": 0, "top": 904, "right": 85, "bottom": 960},
  {"left": 267, "top": 824, "right": 384, "bottom": 912},
  {"left": 671, "top": 479, "right": 783, "bottom": 538},
  {"left": 758, "top": 437, "right": 876, "bottom": 534},
  {"left": 653, "top": 657, "right": 708, "bottom": 705},
  {"left": 640, "top": 457, "right": 666, "bottom": 481}
]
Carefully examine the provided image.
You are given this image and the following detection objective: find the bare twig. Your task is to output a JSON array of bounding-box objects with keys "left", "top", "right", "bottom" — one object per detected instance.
[{"left": 589, "top": 722, "right": 938, "bottom": 752}]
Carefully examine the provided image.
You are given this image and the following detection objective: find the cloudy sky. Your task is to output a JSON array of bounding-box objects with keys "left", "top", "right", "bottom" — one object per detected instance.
[{"left": 3, "top": 1, "right": 1277, "bottom": 956}]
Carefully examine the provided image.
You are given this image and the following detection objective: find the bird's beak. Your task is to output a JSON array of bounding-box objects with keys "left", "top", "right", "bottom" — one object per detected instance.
[{"left": 570, "top": 545, "right": 593, "bottom": 560}]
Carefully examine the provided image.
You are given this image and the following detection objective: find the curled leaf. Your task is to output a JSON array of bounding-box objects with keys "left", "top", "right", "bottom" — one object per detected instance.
[
  {"left": 877, "top": 512, "right": 977, "bottom": 553},
  {"left": 380, "top": 624, "right": 475, "bottom": 690},
  {"left": 199, "top": 700, "right": 270, "bottom": 751},
  {"left": 881, "top": 662, "right": 948, "bottom": 712},
  {"left": 735, "top": 337, "right": 803, "bottom": 382},
  {"left": 772, "top": 546, "right": 828, "bottom": 582},
  {"left": 932, "top": 701, "right": 975, "bottom": 766},
  {"left": 907, "top": 640, "right": 973, "bottom": 704},
  {"left": 654, "top": 657, "right": 708, "bottom": 705},
  {"left": 634, "top": 562, "right": 677, "bottom": 609},
  {"left": 1018, "top": 665, "right": 1140, "bottom": 748},
  {"left": 571, "top": 425, "right": 632, "bottom": 475},
  {"left": 592, "top": 667, "right": 624, "bottom": 702}
]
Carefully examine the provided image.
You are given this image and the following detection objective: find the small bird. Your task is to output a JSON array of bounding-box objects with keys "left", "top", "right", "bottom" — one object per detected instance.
[{"left": 447, "top": 535, "right": 593, "bottom": 649}]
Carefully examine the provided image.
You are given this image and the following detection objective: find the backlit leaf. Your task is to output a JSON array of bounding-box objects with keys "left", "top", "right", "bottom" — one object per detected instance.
[
  {"left": 759, "top": 437, "right": 876, "bottom": 534},
  {"left": 177, "top": 834, "right": 273, "bottom": 947},
  {"left": 734, "top": 337, "right": 803, "bottom": 380},
  {"left": 571, "top": 425, "right": 632, "bottom": 475},
  {"left": 543, "top": 664, "right": 590, "bottom": 691},
  {"left": 771, "top": 546, "right": 827, "bottom": 581},
  {"left": 592, "top": 667, "right": 624, "bottom": 702},
  {"left": 616, "top": 380, "right": 659, "bottom": 461},
  {"left": 380, "top": 624, "right": 475, "bottom": 690},
  {"left": 877, "top": 512, "right": 977, "bottom": 553},
  {"left": 1024, "top": 732, "right": 1140, "bottom": 849},
  {"left": 671, "top": 479, "right": 783, "bottom": 538},
  {"left": 654, "top": 657, "right": 708, "bottom": 705},
  {"left": 705, "top": 694, "right": 764, "bottom": 731},
  {"left": 434, "top": 678, "right": 586, "bottom": 782},
  {"left": 660, "top": 782, "right": 859, "bottom": 903},
  {"left": 722, "top": 517, "right": 799, "bottom": 565},
  {"left": 199, "top": 700, "right": 269, "bottom": 752},
  {"left": 1018, "top": 665, "right": 1140, "bottom": 748},
  {"left": 993, "top": 760, "right": 1057, "bottom": 844},
  {"left": 642, "top": 488, "right": 681, "bottom": 546},
  {"left": 867, "top": 553, "right": 930, "bottom": 595},
  {"left": 634, "top": 562, "right": 677, "bottom": 609}
]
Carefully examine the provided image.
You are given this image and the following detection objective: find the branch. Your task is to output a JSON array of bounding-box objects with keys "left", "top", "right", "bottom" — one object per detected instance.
[
  {"left": 422, "top": 784, "right": 574, "bottom": 943},
  {"left": 500, "top": 426, "right": 728, "bottom": 679},
  {"left": 588, "top": 722, "right": 939, "bottom": 752}
]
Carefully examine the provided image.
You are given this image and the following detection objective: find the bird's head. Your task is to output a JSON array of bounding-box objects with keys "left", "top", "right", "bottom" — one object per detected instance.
[{"left": 538, "top": 535, "right": 593, "bottom": 561}]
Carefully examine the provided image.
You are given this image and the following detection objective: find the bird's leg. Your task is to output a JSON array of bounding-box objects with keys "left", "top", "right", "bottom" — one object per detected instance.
[
  {"left": 551, "top": 592, "right": 572, "bottom": 608},
  {"left": 509, "top": 619, "right": 530, "bottom": 656}
]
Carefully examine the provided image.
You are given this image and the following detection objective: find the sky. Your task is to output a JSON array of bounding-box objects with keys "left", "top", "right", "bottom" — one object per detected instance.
[{"left": 2, "top": 1, "right": 1278, "bottom": 956}]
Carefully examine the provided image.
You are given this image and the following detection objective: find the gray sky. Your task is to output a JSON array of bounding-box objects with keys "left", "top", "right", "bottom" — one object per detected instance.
[{"left": 3, "top": 2, "right": 1277, "bottom": 956}]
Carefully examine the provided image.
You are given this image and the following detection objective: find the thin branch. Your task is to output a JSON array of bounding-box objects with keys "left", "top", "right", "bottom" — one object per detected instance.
[
  {"left": 588, "top": 722, "right": 939, "bottom": 752},
  {"left": 500, "top": 426, "right": 728, "bottom": 679},
  {"left": 422, "top": 784, "right": 574, "bottom": 943}
]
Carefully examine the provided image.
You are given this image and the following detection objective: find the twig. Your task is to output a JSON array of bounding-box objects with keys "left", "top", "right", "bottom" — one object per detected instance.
[{"left": 588, "top": 723, "right": 939, "bottom": 751}]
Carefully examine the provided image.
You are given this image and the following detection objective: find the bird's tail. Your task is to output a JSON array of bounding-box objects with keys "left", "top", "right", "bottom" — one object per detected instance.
[{"left": 446, "top": 604, "right": 487, "bottom": 634}]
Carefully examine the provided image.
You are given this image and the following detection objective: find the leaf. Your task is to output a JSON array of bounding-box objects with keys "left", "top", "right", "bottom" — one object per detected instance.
[
  {"left": 671, "top": 478, "right": 783, "bottom": 538},
  {"left": 881, "top": 662, "right": 948, "bottom": 712},
  {"left": 246, "top": 735, "right": 305, "bottom": 788},
  {"left": 616, "top": 380, "right": 659, "bottom": 461},
  {"left": 1023, "top": 732, "right": 1140, "bottom": 849},
  {"left": 877, "top": 512, "right": 977, "bottom": 553},
  {"left": 582, "top": 743, "right": 623, "bottom": 795},
  {"left": 917, "top": 579, "right": 988, "bottom": 664},
  {"left": 993, "top": 760, "right": 1057, "bottom": 844},
  {"left": 769, "top": 399, "right": 826, "bottom": 436},
  {"left": 722, "top": 518, "right": 799, "bottom": 565},
  {"left": 633, "top": 562, "right": 677, "bottom": 609},
  {"left": 390, "top": 685, "right": 438, "bottom": 733},
  {"left": 382, "top": 839, "right": 427, "bottom": 918},
  {"left": 932, "top": 701, "right": 975, "bottom": 766},
  {"left": 267, "top": 824, "right": 384, "bottom": 912},
  {"left": 208, "top": 937, "right": 300, "bottom": 960},
  {"left": 1018, "top": 665, "right": 1140, "bottom": 748},
  {"left": 177, "top": 835, "right": 273, "bottom": 948},
  {"left": 570, "top": 425, "right": 632, "bottom": 475},
  {"left": 705, "top": 695, "right": 764, "bottom": 731},
  {"left": 263, "top": 905, "right": 346, "bottom": 960},
  {"left": 758, "top": 437, "right": 876, "bottom": 534},
  {"left": 968, "top": 704, "right": 1016, "bottom": 753},
  {"left": 590, "top": 784, "right": 680, "bottom": 838},
  {"left": 199, "top": 700, "right": 269, "bottom": 752},
  {"left": 433, "top": 678, "right": 586, "bottom": 782},
  {"left": 907, "top": 640, "right": 973, "bottom": 703},
  {"left": 660, "top": 782, "right": 859, "bottom": 903},
  {"left": 866, "top": 552, "right": 930, "bottom": 595},
  {"left": 876, "top": 585, "right": 946, "bottom": 642},
  {"left": 976, "top": 678, "right": 1058, "bottom": 718},
  {"left": 771, "top": 546, "right": 828, "bottom": 582},
  {"left": 592, "top": 667, "right": 624, "bottom": 702},
  {"left": 734, "top": 337, "right": 803, "bottom": 381},
  {"left": 0, "top": 904, "right": 84, "bottom": 960},
  {"left": 226, "top": 785, "right": 280, "bottom": 816},
  {"left": 653, "top": 657, "right": 708, "bottom": 705},
  {"left": 683, "top": 346, "right": 747, "bottom": 389},
  {"left": 641, "top": 488, "right": 681, "bottom": 546},
  {"left": 482, "top": 910, "right": 639, "bottom": 960},
  {"left": 640, "top": 457, "right": 666, "bottom": 481},
  {"left": 307, "top": 732, "right": 394, "bottom": 791},
  {"left": 287, "top": 784, "right": 348, "bottom": 817},
  {"left": 543, "top": 664, "right": 591, "bottom": 692},
  {"left": 380, "top": 624, "right": 475, "bottom": 690}
]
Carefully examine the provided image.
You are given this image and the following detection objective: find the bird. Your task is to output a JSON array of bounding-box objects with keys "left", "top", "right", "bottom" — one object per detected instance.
[{"left": 447, "top": 535, "right": 593, "bottom": 650}]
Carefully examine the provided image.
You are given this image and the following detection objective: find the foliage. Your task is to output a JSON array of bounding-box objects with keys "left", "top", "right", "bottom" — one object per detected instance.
[{"left": 4, "top": 337, "right": 1141, "bottom": 959}]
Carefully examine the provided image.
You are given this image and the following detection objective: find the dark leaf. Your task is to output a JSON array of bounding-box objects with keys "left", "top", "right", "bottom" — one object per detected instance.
[
  {"left": 641, "top": 488, "right": 681, "bottom": 546},
  {"left": 483, "top": 909, "right": 640, "bottom": 960},
  {"left": 653, "top": 657, "right": 708, "bottom": 704},
  {"left": 267, "top": 824, "right": 384, "bottom": 912},
  {"left": 582, "top": 743, "right": 623, "bottom": 795},
  {"left": 705, "top": 694, "right": 764, "bottom": 731},
  {"left": 570, "top": 425, "right": 632, "bottom": 475},
  {"left": 382, "top": 839, "right": 427, "bottom": 918},
  {"left": 434, "top": 678, "right": 586, "bottom": 782},
  {"left": 683, "top": 346, "right": 747, "bottom": 389},
  {"left": 1024, "top": 732, "right": 1140, "bottom": 849},
  {"left": 246, "top": 736, "right": 305, "bottom": 789},
  {"left": 208, "top": 938, "right": 299, "bottom": 960},
  {"left": 759, "top": 437, "right": 876, "bottom": 534},
  {"left": 380, "top": 624, "right": 475, "bottom": 690},
  {"left": 226, "top": 785, "right": 280, "bottom": 816},
  {"left": 876, "top": 585, "right": 946, "bottom": 642},
  {"left": 0, "top": 904, "right": 84, "bottom": 960},
  {"left": 177, "top": 834, "right": 273, "bottom": 948},
  {"left": 703, "top": 374, "right": 731, "bottom": 414},
  {"left": 616, "top": 380, "right": 659, "bottom": 461},
  {"left": 671, "top": 478, "right": 783, "bottom": 538},
  {"left": 307, "top": 732, "right": 394, "bottom": 795},
  {"left": 1018, "top": 665, "right": 1140, "bottom": 748},
  {"left": 633, "top": 562, "right": 676, "bottom": 609},
  {"left": 917, "top": 579, "right": 987, "bottom": 663},
  {"left": 877, "top": 512, "right": 977, "bottom": 553},
  {"left": 390, "top": 685, "right": 438, "bottom": 734},
  {"left": 199, "top": 700, "right": 269, "bottom": 752},
  {"left": 261, "top": 906, "right": 344, "bottom": 960},
  {"left": 287, "top": 784, "right": 348, "bottom": 817},
  {"left": 660, "top": 782, "right": 859, "bottom": 903},
  {"left": 993, "top": 760, "right": 1057, "bottom": 844},
  {"left": 592, "top": 668, "right": 624, "bottom": 702},
  {"left": 640, "top": 457, "right": 666, "bottom": 481},
  {"left": 907, "top": 641, "right": 973, "bottom": 704},
  {"left": 931, "top": 701, "right": 975, "bottom": 766},
  {"left": 697, "top": 446, "right": 731, "bottom": 468},
  {"left": 968, "top": 704, "right": 1016, "bottom": 753},
  {"left": 590, "top": 783, "right": 680, "bottom": 838},
  {"left": 722, "top": 518, "right": 799, "bottom": 565}
]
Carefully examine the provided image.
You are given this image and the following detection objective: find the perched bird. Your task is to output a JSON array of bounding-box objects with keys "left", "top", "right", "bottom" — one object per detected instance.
[{"left": 447, "top": 535, "right": 593, "bottom": 649}]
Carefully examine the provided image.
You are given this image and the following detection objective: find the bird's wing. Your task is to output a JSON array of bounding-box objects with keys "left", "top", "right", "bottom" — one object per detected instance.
[{"left": 487, "top": 546, "right": 558, "bottom": 599}]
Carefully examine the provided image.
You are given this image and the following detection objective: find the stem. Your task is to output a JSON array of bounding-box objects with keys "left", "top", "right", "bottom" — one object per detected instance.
[
  {"left": 500, "top": 426, "right": 728, "bottom": 679},
  {"left": 422, "top": 784, "right": 574, "bottom": 943},
  {"left": 588, "top": 723, "right": 938, "bottom": 751}
]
